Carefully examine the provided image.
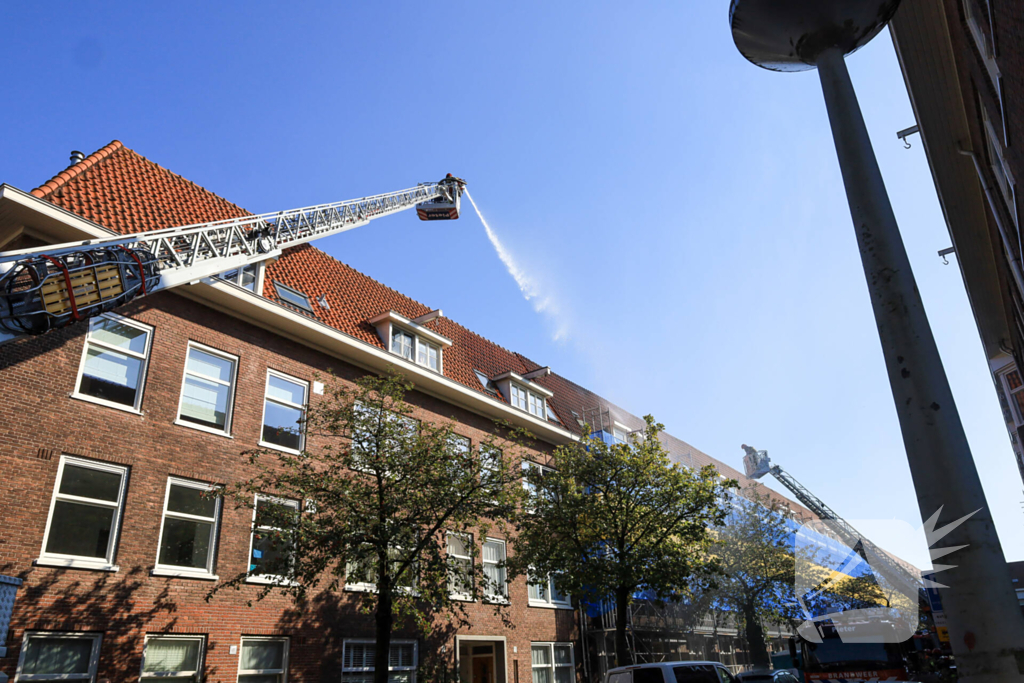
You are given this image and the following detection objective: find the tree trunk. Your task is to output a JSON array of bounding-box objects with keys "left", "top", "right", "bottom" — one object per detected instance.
[
  {"left": 742, "top": 600, "right": 770, "bottom": 670},
  {"left": 615, "top": 585, "right": 633, "bottom": 666},
  {"left": 374, "top": 577, "right": 394, "bottom": 683}
]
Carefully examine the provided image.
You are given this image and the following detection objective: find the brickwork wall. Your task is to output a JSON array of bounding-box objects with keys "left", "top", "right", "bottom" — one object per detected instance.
[{"left": 0, "top": 292, "right": 575, "bottom": 682}]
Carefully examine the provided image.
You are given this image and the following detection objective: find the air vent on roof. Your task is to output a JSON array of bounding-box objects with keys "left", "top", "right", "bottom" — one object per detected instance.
[
  {"left": 317, "top": 294, "right": 330, "bottom": 309},
  {"left": 70, "top": 150, "right": 85, "bottom": 165}
]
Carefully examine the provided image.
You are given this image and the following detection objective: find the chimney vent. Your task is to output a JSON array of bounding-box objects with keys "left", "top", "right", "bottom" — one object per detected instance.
[{"left": 69, "top": 150, "right": 85, "bottom": 165}]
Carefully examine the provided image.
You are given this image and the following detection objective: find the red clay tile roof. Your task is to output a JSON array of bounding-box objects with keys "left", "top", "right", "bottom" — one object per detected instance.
[
  {"left": 29, "top": 141, "right": 811, "bottom": 516},
  {"left": 32, "top": 140, "right": 250, "bottom": 234}
]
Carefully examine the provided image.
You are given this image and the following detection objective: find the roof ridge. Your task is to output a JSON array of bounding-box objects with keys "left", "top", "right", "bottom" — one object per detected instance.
[{"left": 31, "top": 140, "right": 125, "bottom": 198}]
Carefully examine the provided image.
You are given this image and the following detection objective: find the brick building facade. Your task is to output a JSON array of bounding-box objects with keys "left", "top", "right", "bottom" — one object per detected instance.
[
  {"left": 0, "top": 142, "right": 813, "bottom": 682},
  {"left": 891, "top": 0, "right": 1024, "bottom": 480}
]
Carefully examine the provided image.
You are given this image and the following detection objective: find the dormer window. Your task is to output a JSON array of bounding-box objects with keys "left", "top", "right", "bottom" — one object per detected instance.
[
  {"left": 391, "top": 328, "right": 414, "bottom": 360},
  {"left": 369, "top": 310, "right": 453, "bottom": 375},
  {"left": 492, "top": 371, "right": 553, "bottom": 419},
  {"left": 273, "top": 281, "right": 313, "bottom": 313},
  {"left": 416, "top": 340, "right": 440, "bottom": 371}
]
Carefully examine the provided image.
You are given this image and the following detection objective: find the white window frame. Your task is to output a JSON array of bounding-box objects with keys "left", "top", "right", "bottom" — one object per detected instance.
[
  {"left": 510, "top": 384, "right": 527, "bottom": 411},
  {"left": 981, "top": 103, "right": 1019, "bottom": 232},
  {"left": 153, "top": 477, "right": 221, "bottom": 580},
  {"left": 528, "top": 572, "right": 571, "bottom": 609},
  {"left": 71, "top": 313, "right": 152, "bottom": 414},
  {"left": 345, "top": 535, "right": 418, "bottom": 595},
  {"left": 217, "top": 263, "right": 262, "bottom": 293},
  {"left": 447, "top": 532, "right": 474, "bottom": 601},
  {"left": 140, "top": 634, "right": 206, "bottom": 681},
  {"left": 175, "top": 341, "right": 239, "bottom": 437},
  {"left": 416, "top": 338, "right": 440, "bottom": 372},
  {"left": 511, "top": 383, "right": 547, "bottom": 418},
  {"left": 37, "top": 455, "right": 128, "bottom": 572},
  {"left": 965, "top": 0, "right": 1010, "bottom": 146},
  {"left": 389, "top": 325, "right": 443, "bottom": 374},
  {"left": 341, "top": 639, "right": 417, "bottom": 683},
  {"left": 247, "top": 494, "right": 300, "bottom": 586},
  {"left": 522, "top": 461, "right": 553, "bottom": 496},
  {"left": 482, "top": 537, "right": 508, "bottom": 603},
  {"left": 15, "top": 631, "right": 103, "bottom": 682},
  {"left": 390, "top": 327, "right": 414, "bottom": 360},
  {"left": 237, "top": 636, "right": 289, "bottom": 682},
  {"left": 259, "top": 369, "right": 309, "bottom": 454},
  {"left": 530, "top": 643, "right": 575, "bottom": 683}
]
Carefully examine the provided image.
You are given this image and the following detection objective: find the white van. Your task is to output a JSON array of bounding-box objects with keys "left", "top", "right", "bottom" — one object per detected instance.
[{"left": 605, "top": 662, "right": 739, "bottom": 683}]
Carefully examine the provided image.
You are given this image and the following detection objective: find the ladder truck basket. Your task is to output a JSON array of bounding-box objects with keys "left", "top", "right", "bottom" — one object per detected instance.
[
  {"left": 417, "top": 175, "right": 465, "bottom": 221},
  {"left": 0, "top": 246, "right": 160, "bottom": 336},
  {"left": 742, "top": 447, "right": 773, "bottom": 479}
]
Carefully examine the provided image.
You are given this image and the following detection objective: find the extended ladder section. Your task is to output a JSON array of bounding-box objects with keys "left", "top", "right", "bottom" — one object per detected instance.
[
  {"left": 0, "top": 178, "right": 464, "bottom": 344},
  {"left": 742, "top": 446, "right": 924, "bottom": 602}
]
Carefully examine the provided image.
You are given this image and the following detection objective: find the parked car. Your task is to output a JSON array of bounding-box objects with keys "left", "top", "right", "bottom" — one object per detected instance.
[
  {"left": 735, "top": 670, "right": 801, "bottom": 683},
  {"left": 605, "top": 661, "right": 739, "bottom": 683}
]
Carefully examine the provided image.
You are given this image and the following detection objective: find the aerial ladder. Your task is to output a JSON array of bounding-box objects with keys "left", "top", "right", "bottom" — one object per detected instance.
[
  {"left": 0, "top": 174, "right": 466, "bottom": 345},
  {"left": 740, "top": 444, "right": 925, "bottom": 608}
]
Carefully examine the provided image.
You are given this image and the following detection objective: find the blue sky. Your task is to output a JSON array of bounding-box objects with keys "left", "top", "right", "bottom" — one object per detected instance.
[{"left": 2, "top": 2, "right": 1021, "bottom": 569}]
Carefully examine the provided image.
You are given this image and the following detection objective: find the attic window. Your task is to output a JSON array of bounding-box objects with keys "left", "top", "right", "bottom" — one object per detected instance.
[
  {"left": 491, "top": 371, "right": 553, "bottom": 419},
  {"left": 273, "top": 282, "right": 313, "bottom": 312},
  {"left": 368, "top": 311, "right": 452, "bottom": 375},
  {"left": 217, "top": 263, "right": 259, "bottom": 292},
  {"left": 474, "top": 370, "right": 499, "bottom": 396}
]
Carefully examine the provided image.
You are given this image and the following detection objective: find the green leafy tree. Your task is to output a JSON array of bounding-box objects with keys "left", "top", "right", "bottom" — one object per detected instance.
[
  {"left": 212, "top": 371, "right": 527, "bottom": 683},
  {"left": 711, "top": 487, "right": 798, "bottom": 670},
  {"left": 508, "top": 416, "right": 734, "bottom": 665}
]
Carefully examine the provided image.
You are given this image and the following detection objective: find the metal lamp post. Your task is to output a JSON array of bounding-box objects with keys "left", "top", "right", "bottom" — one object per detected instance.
[{"left": 729, "top": 1, "right": 1024, "bottom": 680}]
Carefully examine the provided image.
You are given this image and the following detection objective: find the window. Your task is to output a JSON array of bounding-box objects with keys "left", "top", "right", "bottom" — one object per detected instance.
[
  {"left": 217, "top": 263, "right": 259, "bottom": 292},
  {"left": 261, "top": 370, "right": 308, "bottom": 452},
  {"left": 530, "top": 643, "right": 573, "bottom": 683},
  {"left": 522, "top": 461, "right": 552, "bottom": 498},
  {"left": 416, "top": 339, "right": 439, "bottom": 371},
  {"left": 511, "top": 383, "right": 547, "bottom": 417},
  {"left": 342, "top": 640, "right": 417, "bottom": 683},
  {"left": 273, "top": 282, "right": 313, "bottom": 313},
  {"left": 482, "top": 538, "right": 507, "bottom": 601},
  {"left": 480, "top": 445, "right": 501, "bottom": 488},
  {"left": 238, "top": 637, "right": 289, "bottom": 682},
  {"left": 391, "top": 328, "right": 414, "bottom": 360},
  {"left": 510, "top": 384, "right": 527, "bottom": 411},
  {"left": 155, "top": 478, "right": 220, "bottom": 577},
  {"left": 73, "top": 314, "right": 152, "bottom": 411},
  {"left": 981, "top": 103, "right": 1018, "bottom": 230},
  {"left": 177, "top": 343, "right": 238, "bottom": 434},
  {"left": 16, "top": 632, "right": 102, "bottom": 682},
  {"left": 346, "top": 534, "right": 417, "bottom": 592},
  {"left": 528, "top": 572, "right": 569, "bottom": 608},
  {"left": 1000, "top": 366, "right": 1024, "bottom": 426},
  {"left": 447, "top": 533, "right": 473, "bottom": 600},
  {"left": 389, "top": 326, "right": 441, "bottom": 373},
  {"left": 40, "top": 456, "right": 128, "bottom": 569},
  {"left": 249, "top": 496, "right": 300, "bottom": 583},
  {"left": 141, "top": 635, "right": 205, "bottom": 681}
]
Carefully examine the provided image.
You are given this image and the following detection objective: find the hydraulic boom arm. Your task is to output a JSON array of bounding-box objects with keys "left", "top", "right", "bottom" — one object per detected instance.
[
  {"left": 741, "top": 445, "right": 924, "bottom": 602},
  {"left": 0, "top": 176, "right": 465, "bottom": 344}
]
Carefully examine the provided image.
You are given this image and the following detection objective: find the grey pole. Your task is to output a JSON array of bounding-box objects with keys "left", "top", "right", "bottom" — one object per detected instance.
[{"left": 814, "top": 45, "right": 1024, "bottom": 681}]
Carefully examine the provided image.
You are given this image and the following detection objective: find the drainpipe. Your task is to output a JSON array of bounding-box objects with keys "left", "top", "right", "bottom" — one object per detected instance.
[{"left": 958, "top": 148, "right": 1024, "bottom": 307}]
